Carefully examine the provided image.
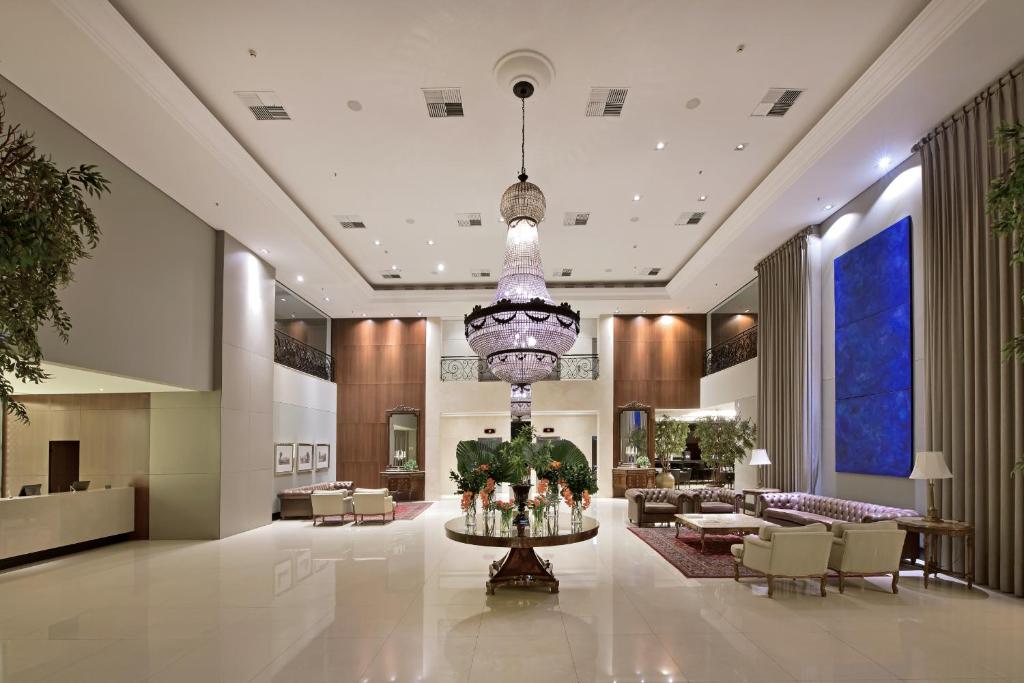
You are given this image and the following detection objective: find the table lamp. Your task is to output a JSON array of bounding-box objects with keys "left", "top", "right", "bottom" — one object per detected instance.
[
  {"left": 749, "top": 448, "right": 771, "bottom": 487},
  {"left": 909, "top": 451, "right": 952, "bottom": 521}
]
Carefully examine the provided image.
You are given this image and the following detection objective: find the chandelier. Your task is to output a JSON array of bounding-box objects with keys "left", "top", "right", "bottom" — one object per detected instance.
[{"left": 465, "top": 81, "right": 580, "bottom": 415}]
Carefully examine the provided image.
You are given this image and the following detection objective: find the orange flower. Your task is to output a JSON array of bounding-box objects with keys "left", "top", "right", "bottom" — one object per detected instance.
[
  {"left": 477, "top": 464, "right": 489, "bottom": 472},
  {"left": 485, "top": 478, "right": 496, "bottom": 493},
  {"left": 582, "top": 490, "right": 591, "bottom": 510},
  {"left": 550, "top": 460, "right": 562, "bottom": 470},
  {"left": 537, "top": 479, "right": 548, "bottom": 494},
  {"left": 479, "top": 491, "right": 490, "bottom": 509},
  {"left": 460, "top": 491, "right": 473, "bottom": 511}
]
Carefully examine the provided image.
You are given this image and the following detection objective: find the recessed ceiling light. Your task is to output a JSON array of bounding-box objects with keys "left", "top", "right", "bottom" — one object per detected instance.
[
  {"left": 734, "top": 143, "right": 746, "bottom": 151},
  {"left": 405, "top": 218, "right": 415, "bottom": 224},
  {"left": 655, "top": 141, "right": 666, "bottom": 150},
  {"left": 685, "top": 97, "right": 701, "bottom": 110},
  {"left": 499, "top": 216, "right": 505, "bottom": 223},
  {"left": 98, "top": 388, "right": 104, "bottom": 392},
  {"left": 633, "top": 194, "right": 641, "bottom": 202},
  {"left": 324, "top": 297, "right": 330, "bottom": 302},
  {"left": 698, "top": 194, "right": 708, "bottom": 202},
  {"left": 346, "top": 100, "right": 363, "bottom": 112},
  {"left": 361, "top": 313, "right": 366, "bottom": 317},
  {"left": 417, "top": 311, "right": 423, "bottom": 316},
  {"left": 744, "top": 309, "right": 750, "bottom": 313},
  {"left": 290, "top": 314, "right": 295, "bottom": 318},
  {"left": 259, "top": 248, "right": 269, "bottom": 255},
  {"left": 630, "top": 216, "right": 639, "bottom": 223},
  {"left": 824, "top": 204, "right": 834, "bottom": 211},
  {"left": 296, "top": 275, "right": 304, "bottom": 283},
  {"left": 642, "top": 309, "right": 647, "bottom": 313},
  {"left": 373, "top": 240, "right": 381, "bottom": 246},
  {"left": 427, "top": 239, "right": 435, "bottom": 246},
  {"left": 877, "top": 156, "right": 892, "bottom": 170},
  {"left": 614, "top": 309, "right": 619, "bottom": 313},
  {"left": 391, "top": 264, "right": 398, "bottom": 270},
  {"left": 279, "top": 297, "right": 286, "bottom": 302},
  {"left": 437, "top": 263, "right": 445, "bottom": 272}
]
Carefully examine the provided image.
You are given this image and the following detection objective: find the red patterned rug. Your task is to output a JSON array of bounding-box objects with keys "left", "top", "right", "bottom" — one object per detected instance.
[
  {"left": 628, "top": 526, "right": 759, "bottom": 578},
  {"left": 393, "top": 502, "right": 433, "bottom": 520}
]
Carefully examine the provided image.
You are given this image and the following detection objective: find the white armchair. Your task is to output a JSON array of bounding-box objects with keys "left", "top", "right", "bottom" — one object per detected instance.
[
  {"left": 828, "top": 520, "right": 907, "bottom": 593},
  {"left": 731, "top": 523, "right": 833, "bottom": 597},
  {"left": 310, "top": 490, "right": 352, "bottom": 526},
  {"left": 352, "top": 488, "right": 395, "bottom": 524}
]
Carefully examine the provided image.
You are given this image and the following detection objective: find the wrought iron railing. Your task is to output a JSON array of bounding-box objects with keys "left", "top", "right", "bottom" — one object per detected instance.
[
  {"left": 274, "top": 329, "right": 334, "bottom": 381},
  {"left": 440, "top": 354, "right": 599, "bottom": 382},
  {"left": 703, "top": 325, "right": 757, "bottom": 376}
]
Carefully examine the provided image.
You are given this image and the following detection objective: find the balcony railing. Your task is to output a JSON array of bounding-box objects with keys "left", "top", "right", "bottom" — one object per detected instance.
[
  {"left": 703, "top": 325, "right": 757, "bottom": 376},
  {"left": 274, "top": 329, "right": 334, "bottom": 381},
  {"left": 441, "top": 354, "right": 599, "bottom": 382}
]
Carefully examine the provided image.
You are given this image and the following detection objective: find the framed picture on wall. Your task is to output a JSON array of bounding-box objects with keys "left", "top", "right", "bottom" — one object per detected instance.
[
  {"left": 296, "top": 443, "right": 314, "bottom": 472},
  {"left": 274, "top": 443, "right": 295, "bottom": 475},
  {"left": 315, "top": 444, "right": 330, "bottom": 471}
]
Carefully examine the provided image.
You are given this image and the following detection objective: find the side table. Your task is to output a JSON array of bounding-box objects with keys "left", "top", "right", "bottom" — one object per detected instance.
[
  {"left": 741, "top": 488, "right": 780, "bottom": 517},
  {"left": 896, "top": 517, "right": 974, "bottom": 589}
]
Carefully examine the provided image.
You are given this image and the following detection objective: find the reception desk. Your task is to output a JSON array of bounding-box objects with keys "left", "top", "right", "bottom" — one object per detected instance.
[{"left": 0, "top": 486, "right": 135, "bottom": 563}]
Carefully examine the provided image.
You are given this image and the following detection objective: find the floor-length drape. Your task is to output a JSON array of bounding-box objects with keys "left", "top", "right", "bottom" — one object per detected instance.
[
  {"left": 920, "top": 64, "right": 1024, "bottom": 596},
  {"left": 756, "top": 230, "right": 822, "bottom": 493}
]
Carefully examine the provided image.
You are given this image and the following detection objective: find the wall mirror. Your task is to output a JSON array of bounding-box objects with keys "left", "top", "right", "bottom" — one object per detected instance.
[
  {"left": 386, "top": 406, "right": 420, "bottom": 470},
  {"left": 614, "top": 401, "right": 655, "bottom": 466}
]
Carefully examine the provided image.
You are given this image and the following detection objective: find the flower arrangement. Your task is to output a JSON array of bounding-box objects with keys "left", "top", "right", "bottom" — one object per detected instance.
[
  {"left": 494, "top": 500, "right": 516, "bottom": 534},
  {"left": 560, "top": 460, "right": 598, "bottom": 507},
  {"left": 635, "top": 455, "right": 651, "bottom": 468},
  {"left": 526, "top": 496, "right": 547, "bottom": 533}
]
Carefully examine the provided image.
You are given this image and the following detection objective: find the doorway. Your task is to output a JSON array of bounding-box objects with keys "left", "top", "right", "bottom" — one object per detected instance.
[{"left": 48, "top": 441, "right": 80, "bottom": 493}]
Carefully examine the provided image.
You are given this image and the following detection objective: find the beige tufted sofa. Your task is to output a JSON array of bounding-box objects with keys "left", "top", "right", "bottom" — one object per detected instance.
[{"left": 625, "top": 488, "right": 686, "bottom": 526}]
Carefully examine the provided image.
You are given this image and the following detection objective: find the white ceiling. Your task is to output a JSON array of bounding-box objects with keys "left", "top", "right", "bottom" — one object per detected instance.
[
  {"left": 1, "top": 0, "right": 1021, "bottom": 318},
  {"left": 6, "top": 362, "right": 192, "bottom": 395}
]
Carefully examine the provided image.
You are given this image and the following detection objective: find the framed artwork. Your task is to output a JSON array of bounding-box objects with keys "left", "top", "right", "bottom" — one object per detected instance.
[
  {"left": 274, "top": 443, "right": 295, "bottom": 475},
  {"left": 315, "top": 443, "right": 330, "bottom": 471},
  {"left": 296, "top": 443, "right": 314, "bottom": 472}
]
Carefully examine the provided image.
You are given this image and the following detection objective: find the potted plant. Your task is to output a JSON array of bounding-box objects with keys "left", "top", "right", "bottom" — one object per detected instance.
[
  {"left": 560, "top": 460, "right": 598, "bottom": 530},
  {"left": 654, "top": 415, "right": 688, "bottom": 488},
  {"left": 690, "top": 416, "right": 756, "bottom": 487}
]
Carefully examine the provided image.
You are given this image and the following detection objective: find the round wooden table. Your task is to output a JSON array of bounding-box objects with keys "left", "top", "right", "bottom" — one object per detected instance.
[{"left": 444, "top": 516, "right": 599, "bottom": 594}]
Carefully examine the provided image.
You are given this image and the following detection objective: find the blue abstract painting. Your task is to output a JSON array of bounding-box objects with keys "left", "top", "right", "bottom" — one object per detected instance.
[{"left": 834, "top": 216, "right": 912, "bottom": 476}]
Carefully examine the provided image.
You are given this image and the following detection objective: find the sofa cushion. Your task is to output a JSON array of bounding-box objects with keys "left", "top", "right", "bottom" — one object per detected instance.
[
  {"left": 831, "top": 519, "right": 899, "bottom": 537},
  {"left": 765, "top": 508, "right": 835, "bottom": 528},
  {"left": 354, "top": 487, "right": 389, "bottom": 494},
  {"left": 759, "top": 522, "right": 827, "bottom": 541},
  {"left": 644, "top": 502, "right": 678, "bottom": 515},
  {"left": 700, "top": 502, "right": 735, "bottom": 514}
]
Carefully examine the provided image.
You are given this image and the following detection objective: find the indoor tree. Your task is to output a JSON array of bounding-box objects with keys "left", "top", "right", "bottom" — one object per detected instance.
[
  {"left": 690, "top": 416, "right": 756, "bottom": 486},
  {"left": 0, "top": 92, "right": 109, "bottom": 422},
  {"left": 653, "top": 415, "right": 688, "bottom": 487},
  {"left": 987, "top": 122, "right": 1024, "bottom": 476}
]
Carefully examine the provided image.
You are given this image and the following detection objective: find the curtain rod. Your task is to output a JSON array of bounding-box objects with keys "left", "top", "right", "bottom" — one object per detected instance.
[{"left": 911, "top": 61, "right": 1024, "bottom": 153}]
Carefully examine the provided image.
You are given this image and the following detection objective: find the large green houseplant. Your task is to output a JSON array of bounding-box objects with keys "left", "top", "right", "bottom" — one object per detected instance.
[
  {"left": 0, "top": 93, "right": 109, "bottom": 422},
  {"left": 987, "top": 123, "right": 1024, "bottom": 476},
  {"left": 653, "top": 415, "right": 688, "bottom": 488},
  {"left": 691, "top": 416, "right": 756, "bottom": 486}
]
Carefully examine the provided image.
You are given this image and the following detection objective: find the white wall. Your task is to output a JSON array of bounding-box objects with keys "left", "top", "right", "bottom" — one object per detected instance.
[
  {"left": 272, "top": 364, "right": 337, "bottom": 512},
  {"left": 819, "top": 155, "right": 925, "bottom": 512},
  {"left": 0, "top": 75, "right": 216, "bottom": 391}
]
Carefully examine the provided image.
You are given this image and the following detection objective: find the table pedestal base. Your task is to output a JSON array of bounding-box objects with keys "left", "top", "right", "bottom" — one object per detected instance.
[{"left": 486, "top": 547, "right": 559, "bottom": 595}]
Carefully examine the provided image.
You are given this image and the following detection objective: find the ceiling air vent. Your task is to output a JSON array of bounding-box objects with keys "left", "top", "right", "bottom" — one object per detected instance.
[
  {"left": 334, "top": 214, "right": 365, "bottom": 229},
  {"left": 471, "top": 269, "right": 492, "bottom": 278},
  {"left": 751, "top": 88, "right": 804, "bottom": 117},
  {"left": 675, "top": 211, "right": 705, "bottom": 226},
  {"left": 456, "top": 212, "right": 482, "bottom": 227},
  {"left": 558, "top": 267, "right": 573, "bottom": 277},
  {"left": 647, "top": 267, "right": 662, "bottom": 276},
  {"left": 563, "top": 212, "right": 590, "bottom": 226},
  {"left": 235, "top": 91, "right": 290, "bottom": 120},
  {"left": 381, "top": 270, "right": 402, "bottom": 280},
  {"left": 422, "top": 88, "right": 464, "bottom": 118},
  {"left": 586, "top": 87, "right": 628, "bottom": 117}
]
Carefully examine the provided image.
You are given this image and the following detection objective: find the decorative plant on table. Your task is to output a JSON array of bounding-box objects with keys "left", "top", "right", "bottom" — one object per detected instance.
[
  {"left": 400, "top": 458, "right": 419, "bottom": 472},
  {"left": 987, "top": 122, "right": 1024, "bottom": 477},
  {"left": 528, "top": 437, "right": 588, "bottom": 533},
  {"left": 635, "top": 454, "right": 651, "bottom": 468},
  {"left": 560, "top": 460, "right": 598, "bottom": 530},
  {"left": 690, "top": 416, "right": 756, "bottom": 487},
  {"left": 450, "top": 441, "right": 495, "bottom": 528},
  {"left": 0, "top": 92, "right": 110, "bottom": 423},
  {"left": 654, "top": 415, "right": 688, "bottom": 488},
  {"left": 526, "top": 496, "right": 547, "bottom": 534}
]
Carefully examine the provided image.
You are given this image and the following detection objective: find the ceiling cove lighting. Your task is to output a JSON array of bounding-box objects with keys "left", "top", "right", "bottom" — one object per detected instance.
[{"left": 464, "top": 80, "right": 580, "bottom": 420}]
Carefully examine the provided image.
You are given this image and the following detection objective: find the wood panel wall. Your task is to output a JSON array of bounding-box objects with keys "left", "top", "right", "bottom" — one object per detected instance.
[
  {"left": 709, "top": 313, "right": 758, "bottom": 347},
  {"left": 332, "top": 318, "right": 426, "bottom": 488},
  {"left": 613, "top": 314, "right": 706, "bottom": 409}
]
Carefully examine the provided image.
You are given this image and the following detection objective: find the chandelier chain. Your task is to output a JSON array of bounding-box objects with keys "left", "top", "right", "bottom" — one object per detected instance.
[{"left": 520, "top": 97, "right": 526, "bottom": 179}]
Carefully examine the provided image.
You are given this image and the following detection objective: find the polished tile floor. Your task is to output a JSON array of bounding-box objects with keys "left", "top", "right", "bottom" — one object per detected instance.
[{"left": 0, "top": 498, "right": 1021, "bottom": 682}]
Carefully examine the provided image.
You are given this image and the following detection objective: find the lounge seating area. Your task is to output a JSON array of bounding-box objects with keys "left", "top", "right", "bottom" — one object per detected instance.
[
  {"left": 757, "top": 492, "right": 917, "bottom": 529},
  {"left": 277, "top": 480, "right": 355, "bottom": 519}
]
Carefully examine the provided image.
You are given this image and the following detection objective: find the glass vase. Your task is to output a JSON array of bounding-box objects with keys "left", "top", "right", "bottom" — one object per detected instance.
[
  {"left": 483, "top": 509, "right": 496, "bottom": 536},
  {"left": 570, "top": 502, "right": 583, "bottom": 531},
  {"left": 500, "top": 512, "right": 513, "bottom": 536},
  {"left": 531, "top": 507, "right": 546, "bottom": 536},
  {"left": 463, "top": 494, "right": 477, "bottom": 530}
]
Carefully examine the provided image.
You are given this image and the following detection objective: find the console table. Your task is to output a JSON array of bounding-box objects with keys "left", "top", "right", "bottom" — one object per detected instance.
[
  {"left": 741, "top": 488, "right": 780, "bottom": 516},
  {"left": 380, "top": 470, "right": 425, "bottom": 502},
  {"left": 612, "top": 467, "right": 656, "bottom": 497},
  {"left": 896, "top": 517, "right": 974, "bottom": 589},
  {"left": 444, "top": 516, "right": 598, "bottom": 594}
]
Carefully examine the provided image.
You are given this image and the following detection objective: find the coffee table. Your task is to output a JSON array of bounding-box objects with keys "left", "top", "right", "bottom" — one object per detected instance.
[{"left": 675, "top": 513, "right": 777, "bottom": 553}]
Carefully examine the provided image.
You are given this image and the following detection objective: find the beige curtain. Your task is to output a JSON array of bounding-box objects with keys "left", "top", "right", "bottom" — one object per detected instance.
[
  {"left": 920, "top": 64, "right": 1024, "bottom": 596},
  {"left": 756, "top": 230, "right": 821, "bottom": 493}
]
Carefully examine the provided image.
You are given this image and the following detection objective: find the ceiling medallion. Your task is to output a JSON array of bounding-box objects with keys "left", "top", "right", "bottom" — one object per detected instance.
[{"left": 465, "top": 81, "right": 580, "bottom": 420}]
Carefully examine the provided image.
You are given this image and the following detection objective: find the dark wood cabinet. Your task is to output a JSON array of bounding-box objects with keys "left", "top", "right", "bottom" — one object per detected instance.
[
  {"left": 612, "top": 467, "right": 656, "bottom": 498},
  {"left": 380, "top": 470, "right": 425, "bottom": 502}
]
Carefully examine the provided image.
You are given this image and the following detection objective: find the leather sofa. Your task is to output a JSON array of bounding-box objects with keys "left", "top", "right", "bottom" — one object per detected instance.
[
  {"left": 757, "top": 492, "right": 917, "bottom": 528},
  {"left": 278, "top": 481, "right": 355, "bottom": 519},
  {"left": 681, "top": 487, "right": 742, "bottom": 514},
  {"left": 625, "top": 488, "right": 686, "bottom": 526}
]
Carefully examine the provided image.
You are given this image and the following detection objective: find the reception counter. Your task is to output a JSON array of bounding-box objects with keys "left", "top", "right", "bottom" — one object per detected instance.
[{"left": 0, "top": 486, "right": 135, "bottom": 563}]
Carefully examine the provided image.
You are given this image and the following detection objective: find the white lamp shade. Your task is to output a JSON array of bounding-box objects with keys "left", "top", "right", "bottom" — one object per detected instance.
[
  {"left": 748, "top": 449, "right": 771, "bottom": 466},
  {"left": 909, "top": 451, "right": 953, "bottom": 480}
]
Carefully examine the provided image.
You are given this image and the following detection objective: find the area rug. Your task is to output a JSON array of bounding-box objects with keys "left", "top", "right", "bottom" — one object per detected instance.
[
  {"left": 393, "top": 501, "right": 433, "bottom": 520},
  {"left": 628, "top": 526, "right": 759, "bottom": 579}
]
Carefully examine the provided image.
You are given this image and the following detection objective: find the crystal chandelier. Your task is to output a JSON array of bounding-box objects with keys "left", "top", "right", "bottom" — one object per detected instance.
[{"left": 465, "top": 81, "right": 580, "bottom": 415}]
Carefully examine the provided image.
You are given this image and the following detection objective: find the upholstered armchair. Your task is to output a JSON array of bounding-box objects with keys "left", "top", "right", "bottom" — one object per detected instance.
[
  {"left": 625, "top": 488, "right": 686, "bottom": 526},
  {"left": 731, "top": 523, "right": 833, "bottom": 597},
  {"left": 681, "top": 487, "right": 741, "bottom": 514},
  {"left": 352, "top": 488, "right": 395, "bottom": 524},
  {"left": 828, "top": 521, "right": 907, "bottom": 593},
  {"left": 310, "top": 490, "right": 352, "bottom": 526}
]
